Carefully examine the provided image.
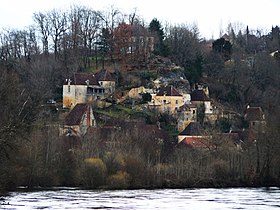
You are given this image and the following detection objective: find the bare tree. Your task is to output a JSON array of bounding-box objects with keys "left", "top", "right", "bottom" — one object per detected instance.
[
  {"left": 47, "top": 9, "right": 68, "bottom": 59},
  {"left": 33, "top": 12, "right": 50, "bottom": 55}
]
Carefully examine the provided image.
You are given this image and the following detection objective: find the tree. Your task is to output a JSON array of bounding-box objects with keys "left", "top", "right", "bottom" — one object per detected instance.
[
  {"left": 33, "top": 12, "right": 50, "bottom": 55},
  {"left": 149, "top": 18, "right": 168, "bottom": 56},
  {"left": 212, "top": 37, "right": 232, "bottom": 61},
  {"left": 113, "top": 22, "right": 132, "bottom": 61},
  {"left": 47, "top": 9, "right": 68, "bottom": 59},
  {"left": 0, "top": 66, "right": 35, "bottom": 189}
]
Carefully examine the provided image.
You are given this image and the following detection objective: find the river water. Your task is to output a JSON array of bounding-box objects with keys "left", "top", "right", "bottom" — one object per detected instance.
[{"left": 1, "top": 187, "right": 280, "bottom": 209}]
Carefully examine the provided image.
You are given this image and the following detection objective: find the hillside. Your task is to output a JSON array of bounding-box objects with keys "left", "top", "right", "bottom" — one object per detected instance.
[{"left": 1, "top": 5, "right": 280, "bottom": 191}]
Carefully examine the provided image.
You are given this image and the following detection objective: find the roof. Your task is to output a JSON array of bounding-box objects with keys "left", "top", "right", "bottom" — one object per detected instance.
[
  {"left": 245, "top": 107, "right": 264, "bottom": 121},
  {"left": 179, "top": 103, "right": 197, "bottom": 111},
  {"left": 156, "top": 85, "right": 182, "bottom": 97},
  {"left": 95, "top": 69, "right": 115, "bottom": 81},
  {"left": 65, "top": 73, "right": 99, "bottom": 86},
  {"left": 180, "top": 137, "right": 210, "bottom": 148},
  {"left": 64, "top": 69, "right": 114, "bottom": 85},
  {"left": 65, "top": 104, "right": 89, "bottom": 126},
  {"left": 179, "top": 122, "right": 203, "bottom": 136},
  {"left": 191, "top": 89, "right": 211, "bottom": 102}
]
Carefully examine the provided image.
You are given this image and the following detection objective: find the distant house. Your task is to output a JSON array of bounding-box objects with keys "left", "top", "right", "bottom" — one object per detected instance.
[
  {"left": 177, "top": 103, "right": 197, "bottom": 132},
  {"left": 178, "top": 122, "right": 211, "bottom": 149},
  {"left": 149, "top": 85, "right": 184, "bottom": 114},
  {"left": 61, "top": 103, "right": 96, "bottom": 137},
  {"left": 95, "top": 69, "right": 116, "bottom": 95},
  {"left": 190, "top": 89, "right": 213, "bottom": 114},
  {"left": 244, "top": 106, "right": 266, "bottom": 132},
  {"left": 63, "top": 69, "right": 115, "bottom": 109}
]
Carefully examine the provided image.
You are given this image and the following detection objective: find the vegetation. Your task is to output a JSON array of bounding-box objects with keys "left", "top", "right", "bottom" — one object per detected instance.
[{"left": 1, "top": 4, "right": 280, "bottom": 192}]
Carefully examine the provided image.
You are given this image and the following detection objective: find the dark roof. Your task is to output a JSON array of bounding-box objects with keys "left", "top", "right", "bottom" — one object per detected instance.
[
  {"left": 156, "top": 85, "right": 182, "bottom": 97},
  {"left": 65, "top": 104, "right": 88, "bottom": 125},
  {"left": 95, "top": 69, "right": 115, "bottom": 81},
  {"left": 179, "top": 122, "right": 203, "bottom": 136},
  {"left": 191, "top": 89, "right": 211, "bottom": 102},
  {"left": 179, "top": 103, "right": 197, "bottom": 111},
  {"left": 65, "top": 69, "right": 115, "bottom": 85},
  {"left": 245, "top": 107, "right": 264, "bottom": 121},
  {"left": 64, "top": 73, "right": 99, "bottom": 86}
]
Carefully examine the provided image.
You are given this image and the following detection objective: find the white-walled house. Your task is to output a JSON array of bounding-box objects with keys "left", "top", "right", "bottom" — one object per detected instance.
[{"left": 63, "top": 70, "right": 115, "bottom": 109}]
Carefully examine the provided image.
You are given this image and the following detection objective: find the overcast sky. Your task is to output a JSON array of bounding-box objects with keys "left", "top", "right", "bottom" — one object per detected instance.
[{"left": 0, "top": 0, "right": 279, "bottom": 39}]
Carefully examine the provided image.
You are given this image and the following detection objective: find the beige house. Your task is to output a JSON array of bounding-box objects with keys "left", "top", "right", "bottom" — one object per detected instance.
[
  {"left": 149, "top": 85, "right": 184, "bottom": 114},
  {"left": 63, "top": 70, "right": 115, "bottom": 109},
  {"left": 61, "top": 103, "right": 96, "bottom": 137}
]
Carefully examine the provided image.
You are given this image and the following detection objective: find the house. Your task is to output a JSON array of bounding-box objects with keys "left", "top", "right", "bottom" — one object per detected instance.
[
  {"left": 244, "top": 105, "right": 266, "bottom": 132},
  {"left": 61, "top": 103, "right": 96, "bottom": 137},
  {"left": 95, "top": 69, "right": 116, "bottom": 95},
  {"left": 149, "top": 85, "right": 184, "bottom": 114},
  {"left": 63, "top": 70, "right": 115, "bottom": 109},
  {"left": 178, "top": 122, "right": 211, "bottom": 149},
  {"left": 177, "top": 103, "right": 197, "bottom": 132},
  {"left": 190, "top": 89, "right": 213, "bottom": 114}
]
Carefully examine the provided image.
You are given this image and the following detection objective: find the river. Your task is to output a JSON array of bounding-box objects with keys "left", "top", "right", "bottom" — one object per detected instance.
[{"left": 1, "top": 187, "right": 280, "bottom": 209}]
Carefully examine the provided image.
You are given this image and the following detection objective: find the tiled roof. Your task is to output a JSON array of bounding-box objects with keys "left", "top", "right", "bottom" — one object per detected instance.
[
  {"left": 179, "top": 122, "right": 203, "bottom": 136},
  {"left": 65, "top": 103, "right": 88, "bottom": 126},
  {"left": 95, "top": 69, "right": 115, "bottom": 81},
  {"left": 245, "top": 107, "right": 264, "bottom": 121},
  {"left": 156, "top": 85, "right": 182, "bottom": 97},
  {"left": 181, "top": 137, "right": 210, "bottom": 148},
  {"left": 191, "top": 89, "right": 211, "bottom": 102}
]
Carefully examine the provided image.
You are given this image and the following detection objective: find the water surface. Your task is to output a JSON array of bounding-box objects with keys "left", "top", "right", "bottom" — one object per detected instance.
[{"left": 1, "top": 187, "right": 280, "bottom": 209}]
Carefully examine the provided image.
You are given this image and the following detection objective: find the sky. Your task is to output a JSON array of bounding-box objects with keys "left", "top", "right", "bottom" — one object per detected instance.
[{"left": 0, "top": 0, "right": 279, "bottom": 39}]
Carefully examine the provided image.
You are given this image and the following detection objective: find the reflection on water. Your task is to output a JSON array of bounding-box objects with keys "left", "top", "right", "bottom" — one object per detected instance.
[{"left": 1, "top": 187, "right": 280, "bottom": 209}]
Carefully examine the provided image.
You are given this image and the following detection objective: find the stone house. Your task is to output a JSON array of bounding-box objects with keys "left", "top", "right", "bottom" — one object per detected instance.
[
  {"left": 149, "top": 85, "right": 184, "bottom": 114},
  {"left": 244, "top": 105, "right": 266, "bottom": 133},
  {"left": 190, "top": 89, "right": 213, "bottom": 114},
  {"left": 177, "top": 103, "right": 197, "bottom": 132},
  {"left": 61, "top": 103, "right": 96, "bottom": 137},
  {"left": 95, "top": 69, "right": 116, "bottom": 95},
  {"left": 63, "top": 70, "right": 115, "bottom": 109}
]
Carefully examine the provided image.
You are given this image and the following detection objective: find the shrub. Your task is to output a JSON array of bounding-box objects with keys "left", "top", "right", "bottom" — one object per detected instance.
[
  {"left": 103, "top": 152, "right": 125, "bottom": 175},
  {"left": 83, "top": 158, "right": 107, "bottom": 188},
  {"left": 106, "top": 171, "right": 130, "bottom": 189}
]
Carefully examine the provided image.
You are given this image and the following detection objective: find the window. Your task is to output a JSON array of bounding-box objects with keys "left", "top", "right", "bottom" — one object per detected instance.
[
  {"left": 175, "top": 107, "right": 178, "bottom": 111},
  {"left": 176, "top": 100, "right": 178, "bottom": 104},
  {"left": 163, "top": 100, "right": 167, "bottom": 104},
  {"left": 193, "top": 110, "right": 196, "bottom": 114},
  {"left": 68, "top": 85, "right": 70, "bottom": 93}
]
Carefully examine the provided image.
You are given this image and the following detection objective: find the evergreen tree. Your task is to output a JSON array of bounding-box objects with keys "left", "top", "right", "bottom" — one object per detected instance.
[{"left": 149, "top": 18, "right": 169, "bottom": 56}]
